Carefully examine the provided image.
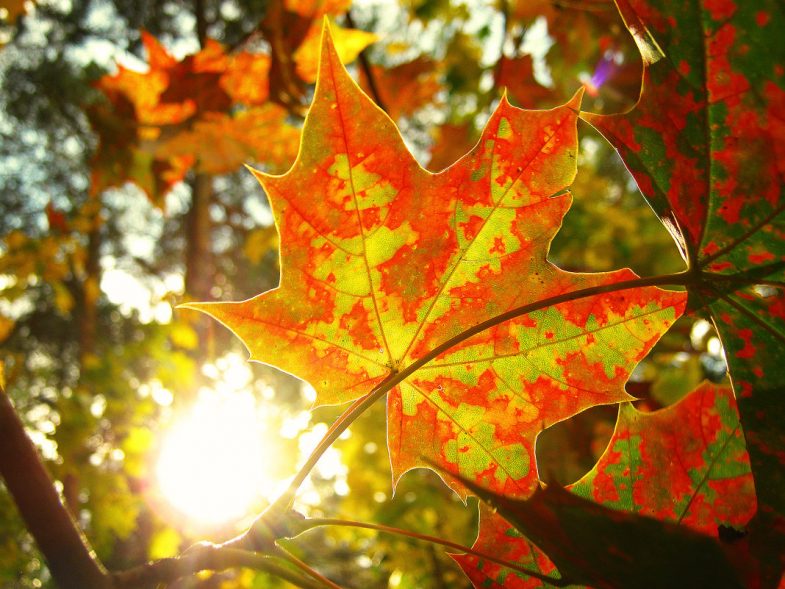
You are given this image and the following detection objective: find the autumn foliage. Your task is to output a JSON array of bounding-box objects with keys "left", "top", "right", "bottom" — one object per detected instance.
[{"left": 1, "top": 0, "right": 784, "bottom": 587}]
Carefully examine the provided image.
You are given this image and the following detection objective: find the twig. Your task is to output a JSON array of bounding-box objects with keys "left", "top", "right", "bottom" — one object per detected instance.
[
  {"left": 344, "top": 11, "right": 388, "bottom": 113},
  {"left": 112, "top": 544, "right": 325, "bottom": 589},
  {"left": 273, "top": 546, "right": 345, "bottom": 589}
]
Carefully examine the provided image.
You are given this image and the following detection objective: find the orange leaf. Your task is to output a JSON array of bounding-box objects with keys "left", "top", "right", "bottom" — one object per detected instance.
[
  {"left": 158, "top": 106, "right": 299, "bottom": 175},
  {"left": 497, "top": 55, "right": 556, "bottom": 109},
  {"left": 285, "top": 0, "right": 350, "bottom": 18},
  {"left": 89, "top": 31, "right": 276, "bottom": 206},
  {"left": 185, "top": 27, "right": 686, "bottom": 501},
  {"left": 360, "top": 57, "right": 442, "bottom": 119}
]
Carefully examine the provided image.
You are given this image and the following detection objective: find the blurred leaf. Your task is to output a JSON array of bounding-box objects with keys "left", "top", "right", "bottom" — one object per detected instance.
[{"left": 294, "top": 20, "right": 377, "bottom": 83}]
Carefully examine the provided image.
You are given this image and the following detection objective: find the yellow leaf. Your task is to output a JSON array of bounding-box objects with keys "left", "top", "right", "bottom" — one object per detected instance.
[
  {"left": 294, "top": 21, "right": 377, "bottom": 83},
  {"left": 52, "top": 281, "right": 74, "bottom": 315},
  {"left": 243, "top": 226, "right": 278, "bottom": 264},
  {"left": 148, "top": 527, "right": 181, "bottom": 560},
  {"left": 0, "top": 316, "right": 13, "bottom": 343}
]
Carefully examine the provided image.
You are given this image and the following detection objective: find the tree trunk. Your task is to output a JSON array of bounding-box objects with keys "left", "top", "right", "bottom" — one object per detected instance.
[
  {"left": 0, "top": 386, "right": 110, "bottom": 589},
  {"left": 184, "top": 173, "right": 213, "bottom": 301}
]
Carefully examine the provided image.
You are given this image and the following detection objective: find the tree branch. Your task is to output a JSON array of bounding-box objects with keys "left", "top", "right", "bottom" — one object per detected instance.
[
  {"left": 0, "top": 385, "right": 110, "bottom": 589},
  {"left": 112, "top": 544, "right": 326, "bottom": 589},
  {"left": 344, "top": 11, "right": 388, "bottom": 114}
]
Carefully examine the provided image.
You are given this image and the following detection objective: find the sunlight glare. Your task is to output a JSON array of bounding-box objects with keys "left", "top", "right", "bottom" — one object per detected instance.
[{"left": 156, "top": 389, "right": 279, "bottom": 526}]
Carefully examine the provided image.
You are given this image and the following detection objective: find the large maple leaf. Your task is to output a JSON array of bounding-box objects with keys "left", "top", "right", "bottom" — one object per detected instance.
[
  {"left": 187, "top": 26, "right": 686, "bottom": 503},
  {"left": 457, "top": 382, "right": 756, "bottom": 587},
  {"left": 581, "top": 0, "right": 785, "bottom": 551}
]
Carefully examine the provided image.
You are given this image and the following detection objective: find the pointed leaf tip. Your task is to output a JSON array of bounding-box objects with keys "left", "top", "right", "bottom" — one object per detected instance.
[{"left": 568, "top": 86, "right": 585, "bottom": 111}]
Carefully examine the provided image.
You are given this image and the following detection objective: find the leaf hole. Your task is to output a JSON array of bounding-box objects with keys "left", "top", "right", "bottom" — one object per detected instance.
[{"left": 535, "top": 404, "right": 617, "bottom": 486}]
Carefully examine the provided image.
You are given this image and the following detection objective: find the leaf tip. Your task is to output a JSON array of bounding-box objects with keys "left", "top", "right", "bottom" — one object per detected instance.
[
  {"left": 499, "top": 87, "right": 510, "bottom": 107},
  {"left": 244, "top": 163, "right": 272, "bottom": 185},
  {"left": 567, "top": 87, "right": 585, "bottom": 112},
  {"left": 319, "top": 14, "right": 338, "bottom": 64}
]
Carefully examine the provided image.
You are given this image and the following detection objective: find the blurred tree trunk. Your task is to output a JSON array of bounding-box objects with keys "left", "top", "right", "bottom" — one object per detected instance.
[
  {"left": 64, "top": 208, "right": 102, "bottom": 515},
  {"left": 184, "top": 173, "right": 213, "bottom": 303},
  {"left": 182, "top": 0, "right": 215, "bottom": 362}
]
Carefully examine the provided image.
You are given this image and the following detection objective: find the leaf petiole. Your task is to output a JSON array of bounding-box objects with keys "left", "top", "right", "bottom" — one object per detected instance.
[
  {"left": 300, "top": 517, "right": 571, "bottom": 587},
  {"left": 271, "top": 545, "right": 345, "bottom": 589}
]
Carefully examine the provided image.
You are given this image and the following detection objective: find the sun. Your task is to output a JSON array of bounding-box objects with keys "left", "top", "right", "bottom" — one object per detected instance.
[{"left": 155, "top": 389, "right": 282, "bottom": 526}]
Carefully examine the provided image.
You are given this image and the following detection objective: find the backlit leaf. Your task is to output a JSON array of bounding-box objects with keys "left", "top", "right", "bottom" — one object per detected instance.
[
  {"left": 186, "top": 27, "right": 686, "bottom": 503},
  {"left": 581, "top": 0, "right": 785, "bottom": 546},
  {"left": 459, "top": 481, "right": 745, "bottom": 589},
  {"left": 457, "top": 381, "right": 755, "bottom": 587},
  {"left": 573, "top": 381, "right": 755, "bottom": 533}
]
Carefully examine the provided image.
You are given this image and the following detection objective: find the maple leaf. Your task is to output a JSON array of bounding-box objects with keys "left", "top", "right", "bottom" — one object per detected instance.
[
  {"left": 156, "top": 107, "right": 299, "bottom": 175},
  {"left": 581, "top": 0, "right": 785, "bottom": 550},
  {"left": 572, "top": 381, "right": 755, "bottom": 532},
  {"left": 456, "top": 382, "right": 756, "bottom": 587},
  {"left": 458, "top": 481, "right": 745, "bottom": 589},
  {"left": 89, "top": 30, "right": 294, "bottom": 205},
  {"left": 87, "top": 75, "right": 193, "bottom": 205},
  {"left": 186, "top": 26, "right": 686, "bottom": 503}
]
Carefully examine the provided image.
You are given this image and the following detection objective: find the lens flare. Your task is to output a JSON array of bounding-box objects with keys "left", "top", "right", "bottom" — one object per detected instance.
[{"left": 155, "top": 389, "right": 277, "bottom": 525}]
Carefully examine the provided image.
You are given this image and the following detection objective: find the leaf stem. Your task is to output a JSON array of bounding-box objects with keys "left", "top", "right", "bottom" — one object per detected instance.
[
  {"left": 272, "top": 545, "right": 345, "bottom": 589},
  {"left": 112, "top": 544, "right": 324, "bottom": 589},
  {"left": 275, "top": 271, "right": 692, "bottom": 508},
  {"left": 301, "top": 517, "right": 570, "bottom": 587}
]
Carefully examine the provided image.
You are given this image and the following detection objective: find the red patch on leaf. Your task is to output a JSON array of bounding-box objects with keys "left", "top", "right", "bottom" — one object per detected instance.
[
  {"left": 705, "top": 0, "right": 737, "bottom": 21},
  {"left": 735, "top": 328, "right": 756, "bottom": 359}
]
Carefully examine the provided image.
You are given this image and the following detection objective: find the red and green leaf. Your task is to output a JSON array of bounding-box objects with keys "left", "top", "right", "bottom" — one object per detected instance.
[
  {"left": 458, "top": 382, "right": 755, "bottom": 587},
  {"left": 458, "top": 482, "right": 745, "bottom": 589},
  {"left": 573, "top": 381, "right": 755, "bottom": 534},
  {"left": 581, "top": 0, "right": 785, "bottom": 547},
  {"left": 185, "top": 27, "right": 685, "bottom": 505}
]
